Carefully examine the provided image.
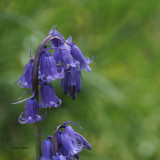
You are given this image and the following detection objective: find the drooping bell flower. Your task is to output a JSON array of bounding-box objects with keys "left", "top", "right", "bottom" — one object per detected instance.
[
  {"left": 52, "top": 153, "right": 66, "bottom": 160},
  {"left": 39, "top": 83, "right": 62, "bottom": 108},
  {"left": 75, "top": 132, "right": 92, "bottom": 150},
  {"left": 53, "top": 44, "right": 76, "bottom": 69},
  {"left": 65, "top": 124, "right": 92, "bottom": 150},
  {"left": 41, "top": 139, "right": 53, "bottom": 160},
  {"left": 65, "top": 125, "right": 78, "bottom": 148},
  {"left": 70, "top": 44, "right": 93, "bottom": 72},
  {"left": 63, "top": 126, "right": 80, "bottom": 160},
  {"left": 55, "top": 133, "right": 69, "bottom": 157},
  {"left": 18, "top": 98, "right": 46, "bottom": 124},
  {"left": 52, "top": 121, "right": 91, "bottom": 160},
  {"left": 17, "top": 58, "right": 34, "bottom": 88},
  {"left": 39, "top": 51, "right": 63, "bottom": 82},
  {"left": 59, "top": 131, "right": 82, "bottom": 156},
  {"left": 61, "top": 65, "right": 81, "bottom": 99},
  {"left": 49, "top": 26, "right": 65, "bottom": 47},
  {"left": 53, "top": 49, "right": 65, "bottom": 73}
]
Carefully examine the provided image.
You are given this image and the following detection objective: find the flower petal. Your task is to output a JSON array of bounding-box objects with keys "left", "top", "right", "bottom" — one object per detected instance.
[{"left": 75, "top": 132, "right": 92, "bottom": 150}]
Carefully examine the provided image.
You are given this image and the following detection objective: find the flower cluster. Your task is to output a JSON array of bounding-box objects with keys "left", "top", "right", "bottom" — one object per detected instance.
[
  {"left": 40, "top": 121, "right": 92, "bottom": 160},
  {"left": 15, "top": 26, "right": 93, "bottom": 124}
]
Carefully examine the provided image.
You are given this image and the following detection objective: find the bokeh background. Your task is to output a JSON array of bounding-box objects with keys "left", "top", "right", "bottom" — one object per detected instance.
[{"left": 1, "top": 0, "right": 160, "bottom": 160}]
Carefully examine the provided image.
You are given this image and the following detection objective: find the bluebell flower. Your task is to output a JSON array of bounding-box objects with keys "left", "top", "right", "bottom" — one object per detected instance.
[
  {"left": 61, "top": 65, "right": 81, "bottom": 99},
  {"left": 66, "top": 35, "right": 93, "bottom": 72},
  {"left": 41, "top": 121, "right": 91, "bottom": 160},
  {"left": 40, "top": 83, "right": 62, "bottom": 108},
  {"left": 56, "top": 133, "right": 69, "bottom": 157},
  {"left": 53, "top": 44, "right": 76, "bottom": 69},
  {"left": 39, "top": 51, "right": 63, "bottom": 82},
  {"left": 41, "top": 139, "right": 53, "bottom": 160},
  {"left": 65, "top": 125, "right": 78, "bottom": 148},
  {"left": 75, "top": 132, "right": 92, "bottom": 150},
  {"left": 65, "top": 125, "right": 92, "bottom": 150},
  {"left": 59, "top": 131, "right": 82, "bottom": 156},
  {"left": 18, "top": 98, "right": 46, "bottom": 124},
  {"left": 70, "top": 44, "right": 93, "bottom": 72},
  {"left": 17, "top": 58, "right": 34, "bottom": 88},
  {"left": 49, "top": 26, "right": 65, "bottom": 47}
]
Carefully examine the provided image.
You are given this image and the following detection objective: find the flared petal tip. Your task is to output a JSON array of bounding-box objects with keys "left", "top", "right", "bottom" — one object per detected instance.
[
  {"left": 41, "top": 111, "right": 47, "bottom": 121},
  {"left": 55, "top": 99, "right": 62, "bottom": 107},
  {"left": 18, "top": 112, "right": 27, "bottom": 124},
  {"left": 86, "top": 56, "right": 94, "bottom": 64}
]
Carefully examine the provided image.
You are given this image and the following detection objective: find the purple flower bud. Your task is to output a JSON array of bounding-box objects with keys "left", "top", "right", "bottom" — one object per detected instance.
[
  {"left": 70, "top": 44, "right": 93, "bottom": 72},
  {"left": 75, "top": 132, "right": 92, "bottom": 150},
  {"left": 39, "top": 52, "right": 63, "bottom": 82},
  {"left": 40, "top": 83, "right": 62, "bottom": 108},
  {"left": 52, "top": 153, "right": 66, "bottom": 160},
  {"left": 18, "top": 58, "right": 34, "bottom": 88},
  {"left": 41, "top": 139, "right": 53, "bottom": 160},
  {"left": 18, "top": 98, "right": 46, "bottom": 124},
  {"left": 61, "top": 66, "right": 81, "bottom": 99}
]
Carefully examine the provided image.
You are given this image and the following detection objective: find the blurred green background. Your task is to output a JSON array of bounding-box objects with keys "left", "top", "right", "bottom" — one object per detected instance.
[{"left": 0, "top": 0, "right": 160, "bottom": 160}]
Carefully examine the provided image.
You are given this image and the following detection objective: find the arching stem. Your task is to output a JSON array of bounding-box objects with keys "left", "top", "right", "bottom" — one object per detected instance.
[{"left": 32, "top": 34, "right": 58, "bottom": 160}]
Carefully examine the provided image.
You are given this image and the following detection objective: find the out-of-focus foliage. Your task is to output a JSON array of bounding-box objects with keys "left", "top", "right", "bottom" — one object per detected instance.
[{"left": 0, "top": 0, "right": 160, "bottom": 160}]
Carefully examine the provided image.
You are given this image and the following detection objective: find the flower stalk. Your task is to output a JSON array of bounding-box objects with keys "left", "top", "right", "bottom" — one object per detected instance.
[{"left": 32, "top": 35, "right": 58, "bottom": 160}]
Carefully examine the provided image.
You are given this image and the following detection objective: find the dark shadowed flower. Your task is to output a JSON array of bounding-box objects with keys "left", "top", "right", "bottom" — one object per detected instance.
[
  {"left": 39, "top": 51, "right": 63, "bottom": 82},
  {"left": 18, "top": 98, "right": 46, "bottom": 124},
  {"left": 61, "top": 65, "right": 81, "bottom": 99},
  {"left": 40, "top": 83, "right": 62, "bottom": 108},
  {"left": 17, "top": 58, "right": 34, "bottom": 88},
  {"left": 41, "top": 139, "right": 53, "bottom": 160}
]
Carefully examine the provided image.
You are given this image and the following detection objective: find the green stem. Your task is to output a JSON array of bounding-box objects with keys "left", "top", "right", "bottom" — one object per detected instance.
[{"left": 34, "top": 122, "right": 42, "bottom": 160}]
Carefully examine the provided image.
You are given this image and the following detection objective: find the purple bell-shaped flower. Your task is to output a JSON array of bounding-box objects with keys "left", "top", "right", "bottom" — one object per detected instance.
[
  {"left": 41, "top": 139, "right": 53, "bottom": 160},
  {"left": 53, "top": 44, "right": 76, "bottom": 69},
  {"left": 18, "top": 98, "right": 46, "bottom": 124},
  {"left": 65, "top": 125, "right": 78, "bottom": 148},
  {"left": 40, "top": 83, "right": 62, "bottom": 108},
  {"left": 39, "top": 51, "right": 63, "bottom": 82},
  {"left": 65, "top": 124, "right": 92, "bottom": 150},
  {"left": 75, "top": 132, "right": 92, "bottom": 150},
  {"left": 17, "top": 58, "right": 34, "bottom": 88},
  {"left": 49, "top": 26, "right": 65, "bottom": 47},
  {"left": 59, "top": 131, "right": 82, "bottom": 156},
  {"left": 70, "top": 44, "right": 93, "bottom": 72},
  {"left": 61, "top": 65, "right": 81, "bottom": 99}
]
